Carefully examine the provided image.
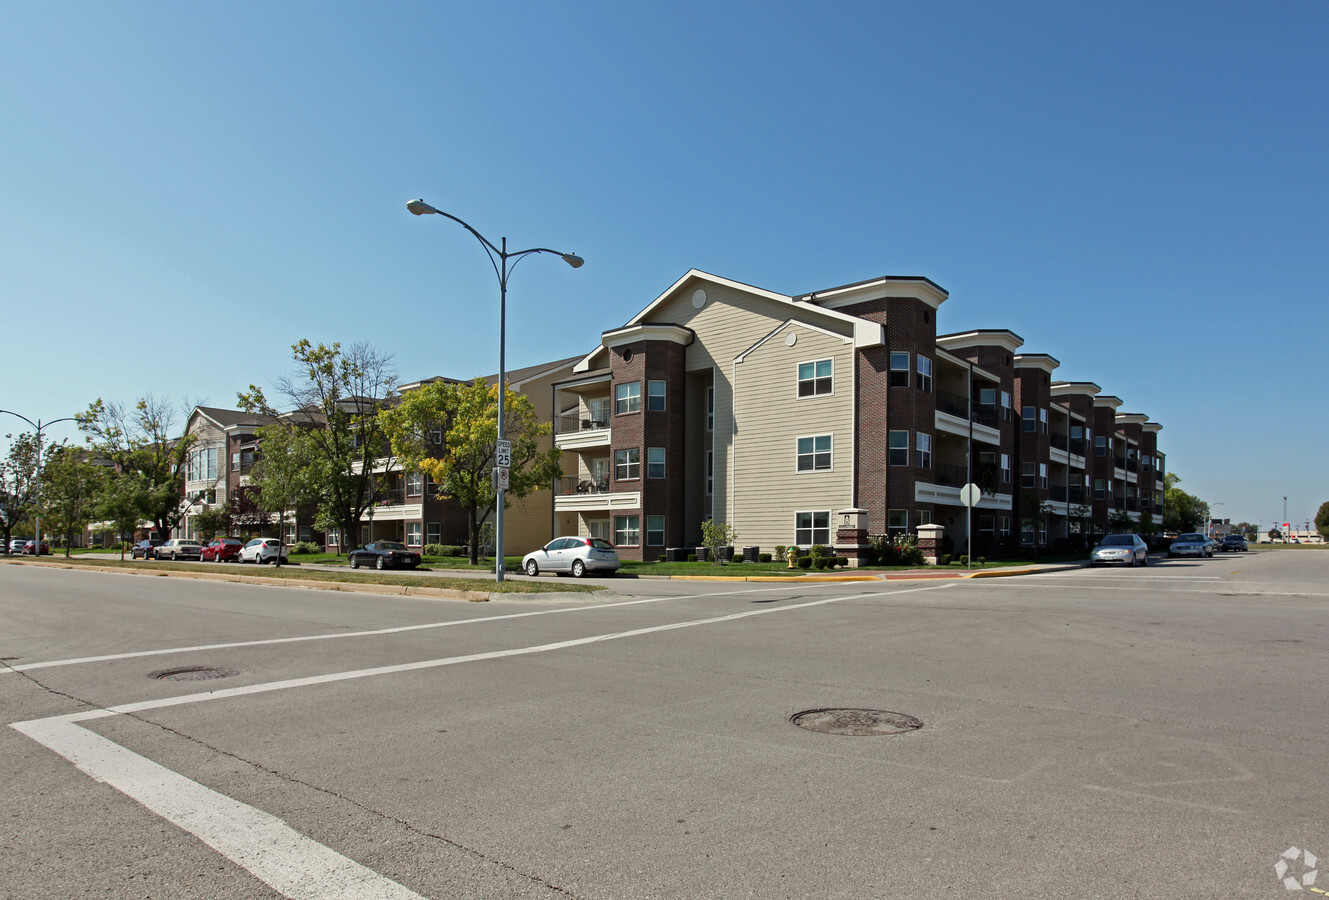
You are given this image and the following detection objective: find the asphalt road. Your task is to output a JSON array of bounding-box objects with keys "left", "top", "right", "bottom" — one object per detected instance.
[{"left": 2, "top": 551, "right": 1326, "bottom": 899}]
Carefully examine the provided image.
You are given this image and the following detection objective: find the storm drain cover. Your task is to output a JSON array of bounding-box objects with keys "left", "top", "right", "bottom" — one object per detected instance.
[
  {"left": 153, "top": 666, "right": 240, "bottom": 682},
  {"left": 791, "top": 708, "right": 923, "bottom": 736}
]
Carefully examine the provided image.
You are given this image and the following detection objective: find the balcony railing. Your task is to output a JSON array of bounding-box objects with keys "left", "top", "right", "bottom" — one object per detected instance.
[
  {"left": 555, "top": 476, "right": 612, "bottom": 496},
  {"left": 1050, "top": 483, "right": 1068, "bottom": 502},
  {"left": 372, "top": 488, "right": 405, "bottom": 507},
  {"left": 934, "top": 463, "right": 967, "bottom": 488},
  {"left": 1050, "top": 433, "right": 1068, "bottom": 451},
  {"left": 935, "top": 389, "right": 998, "bottom": 427},
  {"left": 555, "top": 413, "right": 609, "bottom": 435},
  {"left": 1068, "top": 486, "right": 1085, "bottom": 504}
]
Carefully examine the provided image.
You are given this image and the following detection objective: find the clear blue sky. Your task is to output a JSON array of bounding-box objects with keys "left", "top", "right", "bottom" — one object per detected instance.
[{"left": 3, "top": 1, "right": 1325, "bottom": 531}]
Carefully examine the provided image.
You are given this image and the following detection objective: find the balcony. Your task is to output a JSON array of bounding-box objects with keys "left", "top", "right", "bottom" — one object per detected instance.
[
  {"left": 936, "top": 388, "right": 999, "bottom": 428},
  {"left": 1051, "top": 483, "right": 1067, "bottom": 502},
  {"left": 554, "top": 413, "right": 611, "bottom": 451},
  {"left": 555, "top": 476, "right": 611, "bottom": 495},
  {"left": 552, "top": 477, "right": 639, "bottom": 513}
]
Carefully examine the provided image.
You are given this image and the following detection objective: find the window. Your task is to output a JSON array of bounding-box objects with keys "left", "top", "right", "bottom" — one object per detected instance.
[
  {"left": 797, "top": 435, "right": 832, "bottom": 472},
  {"left": 916, "top": 356, "right": 933, "bottom": 392},
  {"left": 647, "top": 447, "right": 666, "bottom": 479},
  {"left": 979, "top": 387, "right": 996, "bottom": 406},
  {"left": 646, "top": 515, "right": 665, "bottom": 546},
  {"left": 1039, "top": 462, "right": 1048, "bottom": 489},
  {"left": 795, "top": 511, "right": 830, "bottom": 546},
  {"left": 614, "top": 448, "right": 640, "bottom": 480},
  {"left": 887, "top": 509, "right": 908, "bottom": 533},
  {"left": 917, "top": 509, "right": 932, "bottom": 526},
  {"left": 980, "top": 515, "right": 995, "bottom": 532},
  {"left": 614, "top": 515, "right": 641, "bottom": 546},
  {"left": 999, "top": 516, "right": 1011, "bottom": 536},
  {"left": 706, "top": 451, "right": 713, "bottom": 496},
  {"left": 916, "top": 433, "right": 932, "bottom": 468},
  {"left": 425, "top": 474, "right": 437, "bottom": 497},
  {"left": 706, "top": 387, "right": 714, "bottom": 432},
  {"left": 1095, "top": 436, "right": 1110, "bottom": 457},
  {"left": 406, "top": 472, "right": 424, "bottom": 496},
  {"left": 426, "top": 523, "right": 441, "bottom": 545},
  {"left": 647, "top": 380, "right": 666, "bottom": 411},
  {"left": 797, "top": 359, "right": 833, "bottom": 397},
  {"left": 406, "top": 523, "right": 422, "bottom": 547},
  {"left": 589, "top": 519, "right": 611, "bottom": 541},
  {"left": 430, "top": 428, "right": 443, "bottom": 445},
  {"left": 327, "top": 528, "right": 341, "bottom": 549},
  {"left": 284, "top": 524, "right": 296, "bottom": 544},
  {"left": 1094, "top": 478, "right": 1106, "bottom": 500},
  {"left": 1001, "top": 453, "right": 1011, "bottom": 484},
  {"left": 1001, "top": 391, "right": 1012, "bottom": 420},
  {"left": 300, "top": 526, "right": 312, "bottom": 543},
  {"left": 1022, "top": 462, "right": 1036, "bottom": 488},
  {"left": 1023, "top": 406, "right": 1037, "bottom": 433},
  {"left": 888, "top": 430, "right": 909, "bottom": 466},
  {"left": 1039, "top": 408, "right": 1049, "bottom": 434},
  {"left": 889, "top": 352, "right": 910, "bottom": 387},
  {"left": 615, "top": 382, "right": 641, "bottom": 414},
  {"left": 231, "top": 452, "right": 240, "bottom": 472}
]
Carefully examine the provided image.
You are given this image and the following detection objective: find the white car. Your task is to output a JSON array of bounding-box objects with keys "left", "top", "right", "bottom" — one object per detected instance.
[
  {"left": 239, "top": 538, "right": 289, "bottom": 564},
  {"left": 157, "top": 539, "right": 203, "bottom": 561},
  {"left": 522, "top": 536, "right": 620, "bottom": 577},
  {"left": 1089, "top": 533, "right": 1149, "bottom": 566}
]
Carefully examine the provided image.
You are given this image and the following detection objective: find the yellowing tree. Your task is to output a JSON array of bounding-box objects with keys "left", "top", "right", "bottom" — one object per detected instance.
[{"left": 380, "top": 378, "right": 562, "bottom": 564}]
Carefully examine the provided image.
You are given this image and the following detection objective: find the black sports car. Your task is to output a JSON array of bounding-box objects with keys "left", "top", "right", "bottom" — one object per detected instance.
[{"left": 348, "top": 540, "right": 421, "bottom": 570}]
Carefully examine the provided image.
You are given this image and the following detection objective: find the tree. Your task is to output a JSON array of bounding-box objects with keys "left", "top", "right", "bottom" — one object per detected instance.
[
  {"left": 699, "top": 519, "right": 739, "bottom": 565},
  {"left": 1, "top": 431, "right": 39, "bottom": 555},
  {"left": 78, "top": 396, "right": 194, "bottom": 540},
  {"left": 1163, "top": 473, "right": 1208, "bottom": 533},
  {"left": 379, "top": 377, "right": 563, "bottom": 564},
  {"left": 97, "top": 471, "right": 149, "bottom": 560},
  {"left": 190, "top": 506, "right": 233, "bottom": 544},
  {"left": 1315, "top": 502, "right": 1329, "bottom": 541},
  {"left": 1108, "top": 508, "right": 1134, "bottom": 534},
  {"left": 1237, "top": 521, "right": 1258, "bottom": 541},
  {"left": 240, "top": 340, "right": 398, "bottom": 555},
  {"left": 248, "top": 424, "right": 316, "bottom": 568},
  {"left": 41, "top": 445, "right": 106, "bottom": 557}
]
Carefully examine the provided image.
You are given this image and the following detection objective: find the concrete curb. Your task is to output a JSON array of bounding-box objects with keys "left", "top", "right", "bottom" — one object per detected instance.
[{"left": 0, "top": 558, "right": 494, "bottom": 602}]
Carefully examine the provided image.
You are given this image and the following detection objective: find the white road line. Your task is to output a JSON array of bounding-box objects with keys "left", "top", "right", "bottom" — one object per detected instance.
[
  {"left": 10, "top": 581, "right": 953, "bottom": 900},
  {"left": 10, "top": 716, "right": 428, "bottom": 900},
  {"left": 0, "top": 582, "right": 834, "bottom": 675}
]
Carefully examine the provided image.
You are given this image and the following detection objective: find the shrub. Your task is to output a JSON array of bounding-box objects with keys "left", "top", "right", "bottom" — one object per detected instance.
[
  {"left": 687, "top": 554, "right": 697, "bottom": 562},
  {"left": 959, "top": 554, "right": 969, "bottom": 566},
  {"left": 423, "top": 543, "right": 448, "bottom": 557},
  {"left": 732, "top": 552, "right": 744, "bottom": 563},
  {"left": 977, "top": 557, "right": 986, "bottom": 567},
  {"left": 834, "top": 556, "right": 849, "bottom": 568},
  {"left": 290, "top": 541, "right": 320, "bottom": 555},
  {"left": 809, "top": 543, "right": 829, "bottom": 560},
  {"left": 813, "top": 557, "right": 829, "bottom": 569},
  {"left": 759, "top": 553, "right": 772, "bottom": 563},
  {"left": 775, "top": 545, "right": 787, "bottom": 563},
  {"left": 658, "top": 555, "right": 666, "bottom": 562},
  {"left": 797, "top": 556, "right": 813, "bottom": 569},
  {"left": 938, "top": 553, "right": 951, "bottom": 566}
]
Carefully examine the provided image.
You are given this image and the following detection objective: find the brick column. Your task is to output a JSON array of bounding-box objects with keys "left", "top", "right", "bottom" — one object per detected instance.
[
  {"left": 917, "top": 524, "right": 944, "bottom": 565},
  {"left": 833, "top": 508, "right": 870, "bottom": 568}
]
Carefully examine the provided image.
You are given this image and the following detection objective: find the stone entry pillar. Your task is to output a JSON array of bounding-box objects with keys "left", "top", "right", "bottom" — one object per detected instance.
[
  {"left": 833, "top": 508, "right": 871, "bottom": 568},
  {"left": 917, "top": 524, "right": 944, "bottom": 565}
]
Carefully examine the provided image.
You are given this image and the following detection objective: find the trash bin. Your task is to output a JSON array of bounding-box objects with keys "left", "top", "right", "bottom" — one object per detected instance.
[
  {"left": 743, "top": 546, "right": 759, "bottom": 563},
  {"left": 696, "top": 547, "right": 709, "bottom": 562},
  {"left": 666, "top": 547, "right": 686, "bottom": 562}
]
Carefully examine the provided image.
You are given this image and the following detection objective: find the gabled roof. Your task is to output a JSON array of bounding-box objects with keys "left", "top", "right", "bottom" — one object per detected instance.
[{"left": 190, "top": 406, "right": 277, "bottom": 431}]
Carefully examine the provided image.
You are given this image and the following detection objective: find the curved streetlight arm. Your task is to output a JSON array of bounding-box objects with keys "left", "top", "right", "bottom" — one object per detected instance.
[
  {"left": 406, "top": 200, "right": 583, "bottom": 286},
  {"left": 0, "top": 411, "right": 79, "bottom": 554}
]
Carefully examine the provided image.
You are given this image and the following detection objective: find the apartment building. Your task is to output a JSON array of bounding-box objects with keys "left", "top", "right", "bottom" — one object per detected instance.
[{"left": 547, "top": 269, "right": 1165, "bottom": 561}]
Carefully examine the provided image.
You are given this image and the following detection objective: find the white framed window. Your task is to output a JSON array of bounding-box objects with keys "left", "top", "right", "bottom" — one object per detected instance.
[
  {"left": 1094, "top": 478, "right": 1106, "bottom": 500},
  {"left": 1001, "top": 453, "right": 1011, "bottom": 483},
  {"left": 426, "top": 523, "right": 441, "bottom": 544},
  {"left": 796, "top": 435, "right": 832, "bottom": 472},
  {"left": 705, "top": 451, "right": 713, "bottom": 496},
  {"left": 706, "top": 387, "right": 714, "bottom": 432},
  {"left": 646, "top": 515, "right": 665, "bottom": 546},
  {"left": 889, "top": 352, "right": 910, "bottom": 387},
  {"left": 1022, "top": 462, "right": 1036, "bottom": 488},
  {"left": 916, "top": 432, "right": 932, "bottom": 469},
  {"left": 999, "top": 516, "right": 1011, "bottom": 536},
  {"left": 1039, "top": 462, "right": 1048, "bottom": 489},
  {"left": 1039, "top": 408, "right": 1049, "bottom": 433},
  {"left": 888, "top": 430, "right": 909, "bottom": 466},
  {"left": 406, "top": 522, "right": 422, "bottom": 547},
  {"left": 1001, "top": 391, "right": 1012, "bottom": 420},
  {"left": 797, "top": 359, "right": 833, "bottom": 397},
  {"left": 614, "top": 515, "right": 641, "bottom": 546},
  {"left": 615, "top": 382, "right": 641, "bottom": 415},
  {"left": 284, "top": 523, "right": 296, "bottom": 544},
  {"left": 646, "top": 447, "right": 666, "bottom": 479},
  {"left": 795, "top": 511, "right": 830, "bottom": 546},
  {"left": 1023, "top": 406, "right": 1037, "bottom": 433},
  {"left": 430, "top": 428, "right": 443, "bottom": 445},
  {"left": 980, "top": 515, "right": 995, "bottom": 532},
  {"left": 614, "top": 448, "right": 640, "bottom": 480},
  {"left": 589, "top": 519, "right": 611, "bottom": 541},
  {"left": 916, "top": 356, "right": 933, "bottom": 392},
  {"left": 231, "top": 452, "right": 240, "bottom": 472},
  {"left": 918, "top": 509, "right": 932, "bottom": 526},
  {"left": 979, "top": 387, "right": 996, "bottom": 407},
  {"left": 647, "top": 380, "right": 666, "bottom": 411},
  {"left": 425, "top": 474, "right": 437, "bottom": 497},
  {"left": 406, "top": 471, "right": 424, "bottom": 495},
  {"left": 887, "top": 509, "right": 908, "bottom": 533}
]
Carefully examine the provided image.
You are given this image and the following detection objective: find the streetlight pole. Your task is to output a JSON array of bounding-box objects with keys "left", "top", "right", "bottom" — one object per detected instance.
[
  {"left": 0, "top": 410, "right": 79, "bottom": 555},
  {"left": 406, "top": 199, "right": 583, "bottom": 583}
]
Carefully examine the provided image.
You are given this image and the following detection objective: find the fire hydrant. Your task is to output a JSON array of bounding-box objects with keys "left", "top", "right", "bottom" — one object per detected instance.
[{"left": 786, "top": 547, "right": 798, "bottom": 569}]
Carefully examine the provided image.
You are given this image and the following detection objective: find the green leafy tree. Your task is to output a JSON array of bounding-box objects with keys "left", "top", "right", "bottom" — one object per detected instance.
[
  {"left": 41, "top": 445, "right": 106, "bottom": 557},
  {"left": 78, "top": 396, "right": 194, "bottom": 540},
  {"left": 97, "top": 471, "right": 149, "bottom": 560},
  {"left": 699, "top": 519, "right": 739, "bottom": 565},
  {"left": 190, "top": 506, "right": 234, "bottom": 543},
  {"left": 1108, "top": 508, "right": 1134, "bottom": 533},
  {"left": 1237, "top": 521, "right": 1258, "bottom": 541},
  {"left": 1315, "top": 502, "right": 1329, "bottom": 541},
  {"left": 1162, "top": 473, "right": 1208, "bottom": 533},
  {"left": 1, "top": 431, "right": 39, "bottom": 554},
  {"left": 249, "top": 424, "right": 317, "bottom": 568},
  {"left": 379, "top": 377, "right": 563, "bottom": 564},
  {"left": 239, "top": 340, "right": 397, "bottom": 554}
]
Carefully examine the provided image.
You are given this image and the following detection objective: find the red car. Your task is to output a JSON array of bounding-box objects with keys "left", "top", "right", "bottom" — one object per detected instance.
[
  {"left": 21, "top": 540, "right": 51, "bottom": 556},
  {"left": 201, "top": 538, "right": 244, "bottom": 562}
]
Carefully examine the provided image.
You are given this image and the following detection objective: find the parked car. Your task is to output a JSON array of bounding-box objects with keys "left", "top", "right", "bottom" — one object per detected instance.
[
  {"left": 348, "top": 540, "right": 420, "bottom": 570},
  {"left": 131, "top": 539, "right": 162, "bottom": 559},
  {"left": 20, "top": 539, "right": 51, "bottom": 556},
  {"left": 239, "top": 538, "right": 289, "bottom": 564},
  {"left": 1220, "top": 534, "right": 1248, "bottom": 552},
  {"left": 522, "top": 536, "right": 620, "bottom": 577},
  {"left": 1089, "top": 533, "right": 1149, "bottom": 567},
  {"left": 1168, "top": 533, "right": 1213, "bottom": 559},
  {"left": 9, "top": 538, "right": 31, "bottom": 555},
  {"left": 201, "top": 538, "right": 244, "bottom": 562},
  {"left": 157, "top": 539, "right": 203, "bottom": 561}
]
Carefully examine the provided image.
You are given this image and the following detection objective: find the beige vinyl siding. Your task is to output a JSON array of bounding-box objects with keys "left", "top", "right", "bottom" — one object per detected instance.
[
  {"left": 732, "top": 324, "right": 855, "bottom": 548},
  {"left": 648, "top": 280, "right": 854, "bottom": 527},
  {"left": 504, "top": 365, "right": 572, "bottom": 555}
]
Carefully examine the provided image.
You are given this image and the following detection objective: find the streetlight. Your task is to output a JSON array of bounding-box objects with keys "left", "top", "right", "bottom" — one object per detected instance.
[
  {"left": 0, "top": 410, "right": 79, "bottom": 555},
  {"left": 406, "top": 199, "right": 583, "bottom": 583}
]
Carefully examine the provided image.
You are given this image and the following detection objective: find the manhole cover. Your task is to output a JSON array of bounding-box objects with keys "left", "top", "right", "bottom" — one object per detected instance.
[
  {"left": 153, "top": 667, "right": 240, "bottom": 682},
  {"left": 791, "top": 708, "right": 923, "bottom": 736}
]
